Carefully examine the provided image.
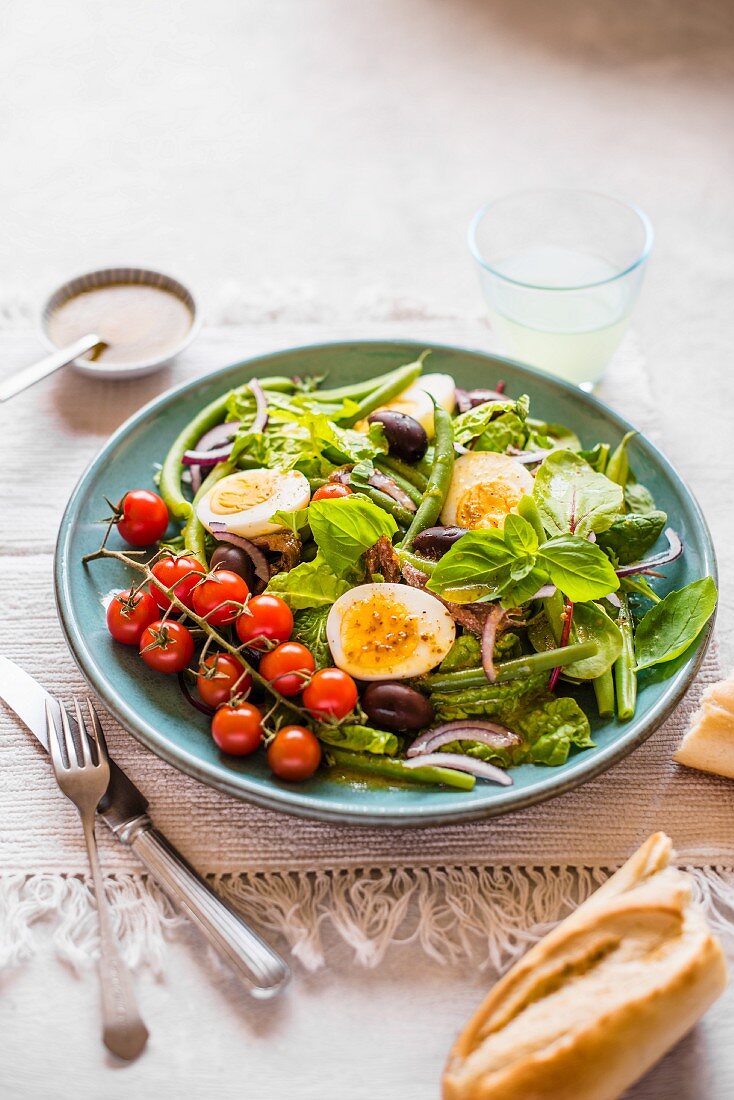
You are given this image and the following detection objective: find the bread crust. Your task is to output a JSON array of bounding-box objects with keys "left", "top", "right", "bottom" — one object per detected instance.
[{"left": 443, "top": 834, "right": 727, "bottom": 1100}]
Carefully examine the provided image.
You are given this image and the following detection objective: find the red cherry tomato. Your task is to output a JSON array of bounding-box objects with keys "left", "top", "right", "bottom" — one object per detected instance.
[
  {"left": 197, "top": 653, "right": 252, "bottom": 709},
  {"left": 211, "top": 702, "right": 264, "bottom": 756},
  {"left": 116, "top": 489, "right": 169, "bottom": 546},
  {"left": 150, "top": 554, "right": 206, "bottom": 612},
  {"left": 312, "top": 484, "right": 352, "bottom": 501},
  {"left": 139, "top": 620, "right": 195, "bottom": 674},
  {"left": 302, "top": 668, "right": 358, "bottom": 720},
  {"left": 106, "top": 588, "right": 159, "bottom": 646},
  {"left": 192, "top": 569, "right": 249, "bottom": 626},
  {"left": 235, "top": 594, "right": 294, "bottom": 651},
  {"left": 267, "top": 725, "right": 322, "bottom": 781},
  {"left": 259, "top": 642, "right": 315, "bottom": 697}
]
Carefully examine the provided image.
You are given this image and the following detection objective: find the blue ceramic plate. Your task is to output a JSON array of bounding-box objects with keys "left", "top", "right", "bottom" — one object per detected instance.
[{"left": 55, "top": 341, "right": 716, "bottom": 826}]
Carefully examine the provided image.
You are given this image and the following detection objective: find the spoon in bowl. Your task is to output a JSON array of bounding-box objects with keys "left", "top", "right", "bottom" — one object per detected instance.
[{"left": 0, "top": 332, "right": 104, "bottom": 402}]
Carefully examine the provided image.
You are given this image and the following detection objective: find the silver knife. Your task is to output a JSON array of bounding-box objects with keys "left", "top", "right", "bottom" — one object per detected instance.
[{"left": 0, "top": 657, "right": 290, "bottom": 998}]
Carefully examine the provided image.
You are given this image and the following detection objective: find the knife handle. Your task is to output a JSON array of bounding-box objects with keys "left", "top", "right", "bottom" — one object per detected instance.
[{"left": 129, "top": 824, "right": 290, "bottom": 997}]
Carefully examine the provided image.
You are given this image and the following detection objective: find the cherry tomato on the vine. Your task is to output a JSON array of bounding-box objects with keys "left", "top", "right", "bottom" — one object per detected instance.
[
  {"left": 303, "top": 668, "right": 358, "bottom": 720},
  {"left": 139, "top": 620, "right": 195, "bottom": 674},
  {"left": 235, "top": 594, "right": 293, "bottom": 651},
  {"left": 116, "top": 489, "right": 169, "bottom": 546},
  {"left": 106, "top": 588, "right": 159, "bottom": 646},
  {"left": 211, "top": 702, "right": 264, "bottom": 756},
  {"left": 192, "top": 569, "right": 249, "bottom": 626},
  {"left": 150, "top": 554, "right": 206, "bottom": 612},
  {"left": 197, "top": 653, "right": 251, "bottom": 709},
  {"left": 267, "top": 725, "right": 322, "bottom": 781},
  {"left": 312, "top": 484, "right": 352, "bottom": 501},
  {"left": 259, "top": 642, "right": 315, "bottom": 697}
]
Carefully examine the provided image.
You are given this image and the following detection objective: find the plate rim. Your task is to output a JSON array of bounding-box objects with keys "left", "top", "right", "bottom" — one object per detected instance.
[{"left": 55, "top": 339, "right": 717, "bottom": 827}]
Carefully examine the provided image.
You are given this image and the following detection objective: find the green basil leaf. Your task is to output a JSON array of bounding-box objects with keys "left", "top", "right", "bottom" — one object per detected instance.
[
  {"left": 533, "top": 450, "right": 623, "bottom": 538},
  {"left": 265, "top": 554, "right": 353, "bottom": 610},
  {"left": 503, "top": 513, "right": 539, "bottom": 556},
  {"left": 634, "top": 577, "right": 717, "bottom": 671},
  {"left": 426, "top": 530, "right": 517, "bottom": 599},
  {"left": 537, "top": 534, "right": 620, "bottom": 602},
  {"left": 596, "top": 511, "right": 667, "bottom": 565},
  {"left": 308, "top": 495, "right": 397, "bottom": 574},
  {"left": 271, "top": 508, "right": 312, "bottom": 536}
]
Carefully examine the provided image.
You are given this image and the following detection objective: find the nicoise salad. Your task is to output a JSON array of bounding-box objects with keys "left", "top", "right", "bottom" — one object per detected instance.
[{"left": 89, "top": 352, "right": 717, "bottom": 790}]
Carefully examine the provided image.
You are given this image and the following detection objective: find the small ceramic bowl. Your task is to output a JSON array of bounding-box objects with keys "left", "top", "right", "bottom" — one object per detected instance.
[{"left": 39, "top": 266, "right": 200, "bottom": 379}]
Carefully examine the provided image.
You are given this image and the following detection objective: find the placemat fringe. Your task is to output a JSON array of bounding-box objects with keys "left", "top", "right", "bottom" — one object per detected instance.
[{"left": 4, "top": 864, "right": 734, "bottom": 975}]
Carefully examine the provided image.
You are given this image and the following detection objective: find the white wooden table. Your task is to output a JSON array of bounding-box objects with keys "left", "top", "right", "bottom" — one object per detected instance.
[{"left": 2, "top": 2, "right": 733, "bottom": 1097}]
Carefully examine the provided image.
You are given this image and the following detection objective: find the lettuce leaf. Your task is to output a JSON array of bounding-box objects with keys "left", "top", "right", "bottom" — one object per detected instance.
[
  {"left": 453, "top": 394, "right": 529, "bottom": 447},
  {"left": 291, "top": 607, "right": 332, "bottom": 668},
  {"left": 265, "top": 554, "right": 353, "bottom": 610},
  {"left": 316, "top": 723, "right": 398, "bottom": 756}
]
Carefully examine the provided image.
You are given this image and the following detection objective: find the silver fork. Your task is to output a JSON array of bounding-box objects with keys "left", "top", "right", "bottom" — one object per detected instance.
[{"left": 46, "top": 696, "right": 149, "bottom": 1061}]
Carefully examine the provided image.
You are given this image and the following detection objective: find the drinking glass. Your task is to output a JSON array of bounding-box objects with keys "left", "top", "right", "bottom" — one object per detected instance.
[{"left": 468, "top": 189, "right": 653, "bottom": 388}]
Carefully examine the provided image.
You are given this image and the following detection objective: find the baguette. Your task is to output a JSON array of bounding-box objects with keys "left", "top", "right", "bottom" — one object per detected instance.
[
  {"left": 675, "top": 670, "right": 734, "bottom": 778},
  {"left": 443, "top": 833, "right": 727, "bottom": 1100}
]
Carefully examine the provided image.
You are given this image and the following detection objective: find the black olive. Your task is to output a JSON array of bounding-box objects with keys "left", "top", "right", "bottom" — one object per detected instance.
[
  {"left": 412, "top": 526, "right": 467, "bottom": 560},
  {"left": 210, "top": 544, "right": 255, "bottom": 589},
  {"left": 367, "top": 410, "right": 428, "bottom": 464},
  {"left": 361, "top": 682, "right": 434, "bottom": 732}
]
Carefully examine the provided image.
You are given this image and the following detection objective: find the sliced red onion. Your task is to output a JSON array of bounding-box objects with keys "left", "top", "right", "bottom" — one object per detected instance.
[
  {"left": 615, "top": 528, "right": 683, "bottom": 577},
  {"left": 507, "top": 448, "right": 552, "bottom": 465},
  {"left": 177, "top": 672, "right": 215, "bottom": 717},
  {"left": 208, "top": 525, "right": 271, "bottom": 586},
  {"left": 481, "top": 604, "right": 507, "bottom": 683},
  {"left": 530, "top": 584, "right": 556, "bottom": 600},
  {"left": 190, "top": 465, "right": 203, "bottom": 494},
  {"left": 455, "top": 388, "right": 472, "bottom": 414},
  {"left": 606, "top": 591, "right": 622, "bottom": 609},
  {"left": 368, "top": 470, "right": 416, "bottom": 512},
  {"left": 401, "top": 753, "right": 513, "bottom": 786},
  {"left": 454, "top": 443, "right": 470, "bottom": 455},
  {"left": 407, "top": 720, "right": 520, "bottom": 758},
  {"left": 196, "top": 420, "right": 241, "bottom": 453},
  {"left": 182, "top": 442, "right": 237, "bottom": 467},
  {"left": 249, "top": 378, "right": 269, "bottom": 435}
]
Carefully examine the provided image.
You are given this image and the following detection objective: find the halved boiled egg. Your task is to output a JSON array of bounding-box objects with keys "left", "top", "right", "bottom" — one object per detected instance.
[
  {"left": 365, "top": 372, "right": 456, "bottom": 438},
  {"left": 326, "top": 582, "right": 456, "bottom": 680},
  {"left": 441, "top": 452, "right": 534, "bottom": 530},
  {"left": 197, "top": 468, "right": 310, "bottom": 539}
]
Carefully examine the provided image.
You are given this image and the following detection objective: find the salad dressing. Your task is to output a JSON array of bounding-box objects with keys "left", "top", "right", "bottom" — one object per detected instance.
[{"left": 47, "top": 283, "right": 193, "bottom": 366}]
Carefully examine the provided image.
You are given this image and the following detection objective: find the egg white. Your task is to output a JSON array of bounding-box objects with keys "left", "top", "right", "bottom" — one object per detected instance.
[
  {"left": 197, "top": 468, "right": 310, "bottom": 540},
  {"left": 326, "top": 582, "right": 456, "bottom": 680},
  {"left": 441, "top": 451, "right": 534, "bottom": 530}
]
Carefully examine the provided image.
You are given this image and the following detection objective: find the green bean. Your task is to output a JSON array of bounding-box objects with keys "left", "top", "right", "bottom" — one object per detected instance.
[
  {"left": 375, "top": 455, "right": 428, "bottom": 492},
  {"left": 415, "top": 447, "right": 435, "bottom": 479},
  {"left": 309, "top": 365, "right": 421, "bottom": 404},
  {"left": 593, "top": 669, "right": 615, "bottom": 718},
  {"left": 340, "top": 356, "right": 427, "bottom": 427},
  {"left": 517, "top": 494, "right": 545, "bottom": 542},
  {"left": 373, "top": 460, "right": 423, "bottom": 506},
  {"left": 183, "top": 462, "right": 235, "bottom": 565},
  {"left": 400, "top": 403, "right": 454, "bottom": 550},
  {"left": 159, "top": 377, "right": 295, "bottom": 521},
  {"left": 397, "top": 548, "right": 437, "bottom": 576},
  {"left": 349, "top": 480, "right": 413, "bottom": 527},
  {"left": 424, "top": 641, "right": 599, "bottom": 692},
  {"left": 614, "top": 594, "right": 637, "bottom": 720},
  {"left": 326, "top": 747, "right": 475, "bottom": 791}
]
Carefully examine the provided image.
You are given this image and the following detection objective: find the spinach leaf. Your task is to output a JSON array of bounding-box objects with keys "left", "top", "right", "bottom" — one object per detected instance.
[
  {"left": 597, "top": 510, "right": 667, "bottom": 565},
  {"left": 316, "top": 723, "right": 398, "bottom": 756},
  {"left": 266, "top": 554, "right": 353, "bottom": 610},
  {"left": 634, "top": 577, "right": 717, "bottom": 671},
  {"left": 308, "top": 495, "right": 397, "bottom": 574},
  {"left": 292, "top": 607, "right": 332, "bottom": 668},
  {"left": 624, "top": 481, "right": 657, "bottom": 515},
  {"left": 533, "top": 450, "right": 623, "bottom": 538},
  {"left": 530, "top": 594, "right": 622, "bottom": 679},
  {"left": 577, "top": 442, "right": 610, "bottom": 472},
  {"left": 536, "top": 534, "right": 619, "bottom": 602}
]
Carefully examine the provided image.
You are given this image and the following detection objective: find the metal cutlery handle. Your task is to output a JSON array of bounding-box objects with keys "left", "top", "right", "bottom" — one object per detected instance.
[
  {"left": 129, "top": 824, "right": 290, "bottom": 997},
  {"left": 0, "top": 332, "right": 102, "bottom": 401}
]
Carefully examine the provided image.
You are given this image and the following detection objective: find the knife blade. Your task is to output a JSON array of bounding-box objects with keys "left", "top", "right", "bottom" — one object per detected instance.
[{"left": 0, "top": 656, "right": 290, "bottom": 996}]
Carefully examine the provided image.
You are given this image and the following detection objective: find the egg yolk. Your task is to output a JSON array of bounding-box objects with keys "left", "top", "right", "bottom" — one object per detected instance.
[
  {"left": 456, "top": 482, "right": 521, "bottom": 529},
  {"left": 209, "top": 474, "right": 274, "bottom": 515},
  {"left": 341, "top": 595, "right": 421, "bottom": 674}
]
